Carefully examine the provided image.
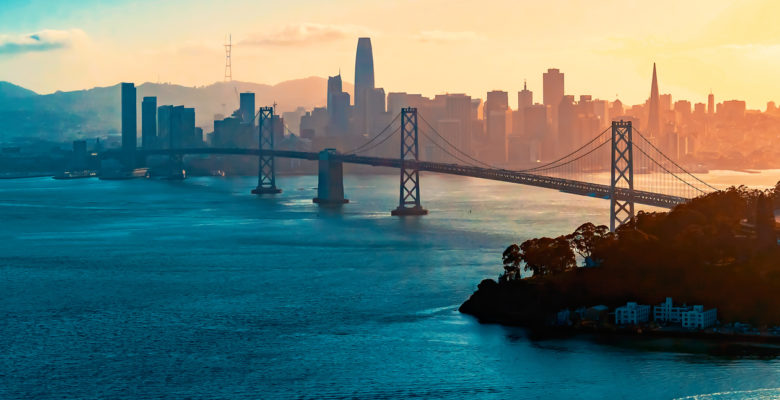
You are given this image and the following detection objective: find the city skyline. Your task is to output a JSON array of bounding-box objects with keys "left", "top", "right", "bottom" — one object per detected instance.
[{"left": 2, "top": 0, "right": 780, "bottom": 109}]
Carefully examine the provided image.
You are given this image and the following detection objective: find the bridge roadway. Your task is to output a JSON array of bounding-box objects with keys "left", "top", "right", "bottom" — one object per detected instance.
[{"left": 134, "top": 147, "right": 688, "bottom": 209}]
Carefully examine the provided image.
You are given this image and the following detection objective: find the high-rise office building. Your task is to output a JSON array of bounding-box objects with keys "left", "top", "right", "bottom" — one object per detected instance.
[
  {"left": 327, "top": 73, "right": 350, "bottom": 135},
  {"left": 353, "top": 38, "right": 379, "bottom": 136},
  {"left": 329, "top": 92, "right": 350, "bottom": 135},
  {"left": 485, "top": 90, "right": 508, "bottom": 144},
  {"left": 327, "top": 73, "right": 343, "bottom": 111},
  {"left": 141, "top": 96, "right": 157, "bottom": 149},
  {"left": 445, "top": 94, "right": 473, "bottom": 154},
  {"left": 543, "top": 69, "right": 564, "bottom": 145},
  {"left": 543, "top": 68, "right": 564, "bottom": 112},
  {"left": 239, "top": 92, "right": 256, "bottom": 125},
  {"left": 708, "top": 92, "right": 715, "bottom": 115},
  {"left": 558, "top": 95, "right": 576, "bottom": 155},
  {"left": 354, "top": 38, "right": 375, "bottom": 111},
  {"left": 518, "top": 81, "right": 533, "bottom": 110},
  {"left": 121, "top": 82, "right": 136, "bottom": 168},
  {"left": 157, "top": 105, "right": 173, "bottom": 147},
  {"left": 648, "top": 63, "right": 661, "bottom": 138}
]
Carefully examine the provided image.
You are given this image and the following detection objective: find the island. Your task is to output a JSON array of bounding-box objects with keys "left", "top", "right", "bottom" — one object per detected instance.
[{"left": 460, "top": 182, "right": 780, "bottom": 340}]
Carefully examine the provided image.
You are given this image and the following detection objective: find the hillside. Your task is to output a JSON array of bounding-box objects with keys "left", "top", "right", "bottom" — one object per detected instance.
[{"left": 0, "top": 77, "right": 352, "bottom": 141}]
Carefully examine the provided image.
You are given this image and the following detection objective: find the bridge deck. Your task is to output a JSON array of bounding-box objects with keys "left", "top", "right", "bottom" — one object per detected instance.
[{"left": 121, "top": 148, "right": 688, "bottom": 209}]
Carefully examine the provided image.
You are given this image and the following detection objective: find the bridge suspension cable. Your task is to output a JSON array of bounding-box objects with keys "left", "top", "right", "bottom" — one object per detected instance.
[
  {"left": 632, "top": 126, "right": 718, "bottom": 192},
  {"left": 343, "top": 112, "right": 402, "bottom": 155},
  {"left": 417, "top": 127, "right": 487, "bottom": 168},
  {"left": 516, "top": 126, "right": 611, "bottom": 173},
  {"left": 418, "top": 114, "right": 497, "bottom": 169}
]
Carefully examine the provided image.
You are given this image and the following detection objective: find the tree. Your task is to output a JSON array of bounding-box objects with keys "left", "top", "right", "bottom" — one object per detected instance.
[
  {"left": 756, "top": 193, "right": 776, "bottom": 248},
  {"left": 520, "top": 236, "right": 576, "bottom": 276},
  {"left": 501, "top": 244, "right": 522, "bottom": 281},
  {"left": 566, "top": 222, "right": 612, "bottom": 266}
]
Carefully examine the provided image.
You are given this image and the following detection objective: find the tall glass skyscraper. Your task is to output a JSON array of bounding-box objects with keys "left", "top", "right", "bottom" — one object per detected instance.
[
  {"left": 141, "top": 96, "right": 157, "bottom": 149},
  {"left": 121, "top": 82, "right": 137, "bottom": 168},
  {"left": 354, "top": 37, "right": 375, "bottom": 111}
]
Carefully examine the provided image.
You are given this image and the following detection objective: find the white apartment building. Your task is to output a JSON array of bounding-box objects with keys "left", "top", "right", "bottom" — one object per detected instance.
[
  {"left": 653, "top": 297, "right": 689, "bottom": 323},
  {"left": 615, "top": 302, "right": 651, "bottom": 325},
  {"left": 681, "top": 305, "right": 718, "bottom": 329}
]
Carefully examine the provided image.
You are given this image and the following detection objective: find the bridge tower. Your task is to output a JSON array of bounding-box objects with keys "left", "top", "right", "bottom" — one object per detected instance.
[
  {"left": 391, "top": 108, "right": 428, "bottom": 216},
  {"left": 252, "top": 106, "right": 282, "bottom": 194},
  {"left": 610, "top": 120, "right": 634, "bottom": 231}
]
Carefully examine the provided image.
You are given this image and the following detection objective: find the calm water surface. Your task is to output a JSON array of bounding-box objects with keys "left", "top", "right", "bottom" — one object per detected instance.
[{"left": 1, "top": 171, "right": 779, "bottom": 399}]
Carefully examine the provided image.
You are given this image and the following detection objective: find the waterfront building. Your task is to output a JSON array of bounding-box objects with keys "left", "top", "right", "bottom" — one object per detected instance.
[
  {"left": 615, "top": 302, "right": 651, "bottom": 325},
  {"left": 141, "top": 96, "right": 157, "bottom": 149},
  {"left": 584, "top": 305, "right": 609, "bottom": 322},
  {"left": 653, "top": 297, "right": 688, "bottom": 323},
  {"left": 72, "top": 140, "right": 87, "bottom": 170},
  {"left": 681, "top": 305, "right": 718, "bottom": 329}
]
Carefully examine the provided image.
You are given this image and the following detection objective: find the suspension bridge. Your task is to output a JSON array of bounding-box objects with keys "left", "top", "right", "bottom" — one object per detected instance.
[{"left": 105, "top": 106, "right": 717, "bottom": 231}]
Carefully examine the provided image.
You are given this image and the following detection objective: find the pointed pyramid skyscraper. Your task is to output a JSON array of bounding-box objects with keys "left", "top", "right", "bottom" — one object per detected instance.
[{"left": 647, "top": 62, "right": 660, "bottom": 138}]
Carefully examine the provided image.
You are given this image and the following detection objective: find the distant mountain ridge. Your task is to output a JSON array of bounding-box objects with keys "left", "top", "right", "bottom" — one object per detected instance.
[{"left": 0, "top": 77, "right": 353, "bottom": 141}]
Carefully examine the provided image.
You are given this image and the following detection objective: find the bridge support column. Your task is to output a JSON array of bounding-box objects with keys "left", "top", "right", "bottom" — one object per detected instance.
[
  {"left": 167, "top": 154, "right": 185, "bottom": 180},
  {"left": 391, "top": 107, "right": 427, "bottom": 216},
  {"left": 610, "top": 120, "right": 634, "bottom": 231},
  {"left": 313, "top": 149, "right": 349, "bottom": 205},
  {"left": 252, "top": 106, "right": 282, "bottom": 194}
]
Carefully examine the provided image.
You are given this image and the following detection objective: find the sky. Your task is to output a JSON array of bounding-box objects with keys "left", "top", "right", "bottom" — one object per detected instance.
[{"left": 1, "top": 0, "right": 779, "bottom": 109}]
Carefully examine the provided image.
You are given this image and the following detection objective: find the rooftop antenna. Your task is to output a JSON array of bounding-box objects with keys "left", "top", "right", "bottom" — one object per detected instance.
[{"left": 224, "top": 34, "right": 232, "bottom": 82}]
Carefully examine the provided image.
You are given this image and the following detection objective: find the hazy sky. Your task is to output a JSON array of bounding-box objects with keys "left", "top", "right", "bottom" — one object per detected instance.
[{"left": 1, "top": 0, "right": 779, "bottom": 109}]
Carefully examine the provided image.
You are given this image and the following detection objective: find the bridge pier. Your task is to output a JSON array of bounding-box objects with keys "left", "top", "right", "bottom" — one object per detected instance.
[
  {"left": 252, "top": 106, "right": 282, "bottom": 194},
  {"left": 167, "top": 154, "right": 185, "bottom": 180},
  {"left": 313, "top": 149, "right": 349, "bottom": 205},
  {"left": 392, "top": 108, "right": 428, "bottom": 216}
]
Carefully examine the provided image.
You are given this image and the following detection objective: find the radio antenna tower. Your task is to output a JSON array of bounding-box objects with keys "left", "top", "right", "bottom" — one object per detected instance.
[{"left": 224, "top": 34, "right": 232, "bottom": 82}]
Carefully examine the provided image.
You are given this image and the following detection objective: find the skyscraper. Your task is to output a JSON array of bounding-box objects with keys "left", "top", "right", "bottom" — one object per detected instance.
[
  {"left": 354, "top": 38, "right": 375, "bottom": 111},
  {"left": 648, "top": 63, "right": 661, "bottom": 138},
  {"left": 141, "top": 96, "right": 157, "bottom": 149},
  {"left": 239, "top": 92, "right": 255, "bottom": 125},
  {"left": 543, "top": 68, "right": 564, "bottom": 112},
  {"left": 327, "top": 72, "right": 350, "bottom": 135},
  {"left": 157, "top": 105, "right": 173, "bottom": 147},
  {"left": 518, "top": 80, "right": 533, "bottom": 110},
  {"left": 485, "top": 90, "right": 508, "bottom": 144},
  {"left": 121, "top": 82, "right": 136, "bottom": 168},
  {"left": 558, "top": 95, "right": 576, "bottom": 154},
  {"left": 708, "top": 92, "right": 715, "bottom": 115},
  {"left": 327, "top": 73, "right": 343, "bottom": 112}
]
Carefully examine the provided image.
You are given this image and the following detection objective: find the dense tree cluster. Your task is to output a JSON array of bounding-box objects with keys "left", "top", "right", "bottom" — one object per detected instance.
[{"left": 464, "top": 183, "right": 780, "bottom": 326}]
